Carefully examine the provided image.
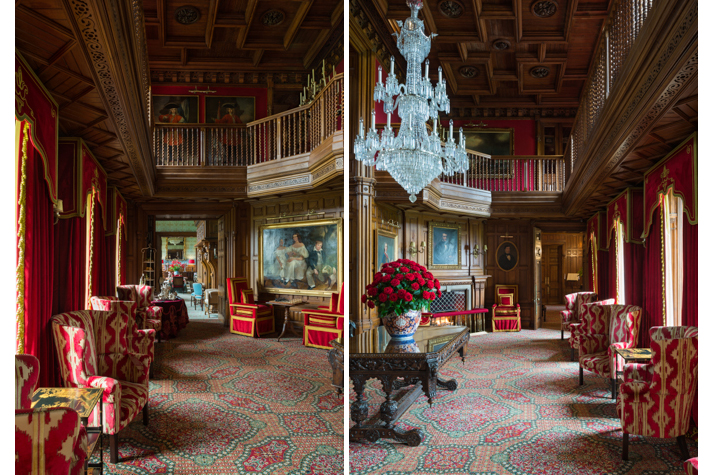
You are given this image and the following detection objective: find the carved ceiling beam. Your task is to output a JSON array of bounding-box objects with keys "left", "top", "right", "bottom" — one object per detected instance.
[
  {"left": 284, "top": 0, "right": 315, "bottom": 49},
  {"left": 237, "top": 0, "right": 260, "bottom": 49},
  {"left": 58, "top": 86, "right": 95, "bottom": 110},
  {"left": 61, "top": 0, "right": 155, "bottom": 196},
  {"left": 17, "top": 48, "right": 95, "bottom": 85},
  {"left": 253, "top": 49, "right": 264, "bottom": 67},
  {"left": 16, "top": 5, "right": 75, "bottom": 38},
  {"left": 304, "top": 2, "right": 343, "bottom": 69}
]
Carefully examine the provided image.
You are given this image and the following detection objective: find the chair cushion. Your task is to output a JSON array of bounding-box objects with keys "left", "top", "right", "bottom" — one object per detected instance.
[
  {"left": 144, "top": 319, "right": 162, "bottom": 331},
  {"left": 309, "top": 316, "right": 338, "bottom": 328},
  {"left": 500, "top": 295, "right": 514, "bottom": 306}
]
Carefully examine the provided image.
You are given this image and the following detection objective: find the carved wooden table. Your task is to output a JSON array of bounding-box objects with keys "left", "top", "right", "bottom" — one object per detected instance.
[
  {"left": 328, "top": 338, "right": 344, "bottom": 394},
  {"left": 350, "top": 325, "right": 469, "bottom": 446}
]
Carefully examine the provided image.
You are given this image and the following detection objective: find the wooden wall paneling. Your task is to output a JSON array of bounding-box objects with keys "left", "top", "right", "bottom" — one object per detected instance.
[
  {"left": 541, "top": 232, "right": 585, "bottom": 298},
  {"left": 217, "top": 215, "right": 226, "bottom": 320},
  {"left": 485, "top": 220, "right": 533, "bottom": 330}
]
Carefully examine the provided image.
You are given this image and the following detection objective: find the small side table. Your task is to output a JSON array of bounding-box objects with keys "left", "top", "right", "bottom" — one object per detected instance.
[
  {"left": 31, "top": 387, "right": 104, "bottom": 474},
  {"left": 614, "top": 347, "right": 653, "bottom": 400},
  {"left": 267, "top": 299, "right": 305, "bottom": 341}
]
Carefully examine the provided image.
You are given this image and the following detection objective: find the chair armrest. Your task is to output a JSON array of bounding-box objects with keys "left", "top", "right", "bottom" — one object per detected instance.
[
  {"left": 132, "top": 329, "right": 156, "bottom": 360},
  {"left": 560, "top": 310, "right": 575, "bottom": 323},
  {"left": 303, "top": 309, "right": 339, "bottom": 325},
  {"left": 492, "top": 304, "right": 498, "bottom": 310},
  {"left": 579, "top": 333, "right": 608, "bottom": 357},
  {"left": 619, "top": 380, "right": 651, "bottom": 400},
  {"left": 623, "top": 363, "right": 654, "bottom": 383},
  {"left": 87, "top": 376, "right": 121, "bottom": 405}
]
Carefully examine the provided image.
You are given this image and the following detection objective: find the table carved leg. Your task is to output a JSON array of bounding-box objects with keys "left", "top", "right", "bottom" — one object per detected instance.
[{"left": 276, "top": 308, "right": 293, "bottom": 342}]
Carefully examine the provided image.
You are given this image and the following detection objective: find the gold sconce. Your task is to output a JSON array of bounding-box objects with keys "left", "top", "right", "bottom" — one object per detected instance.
[
  {"left": 472, "top": 244, "right": 487, "bottom": 257},
  {"left": 408, "top": 240, "right": 426, "bottom": 255}
]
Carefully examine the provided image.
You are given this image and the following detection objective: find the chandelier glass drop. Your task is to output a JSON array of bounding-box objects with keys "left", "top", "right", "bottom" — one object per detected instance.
[{"left": 353, "top": 0, "right": 468, "bottom": 203}]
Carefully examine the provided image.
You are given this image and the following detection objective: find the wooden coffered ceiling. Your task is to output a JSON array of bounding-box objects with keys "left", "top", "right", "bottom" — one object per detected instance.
[
  {"left": 16, "top": 2, "right": 146, "bottom": 200},
  {"left": 354, "top": 0, "right": 611, "bottom": 113},
  {"left": 144, "top": 0, "right": 344, "bottom": 74}
]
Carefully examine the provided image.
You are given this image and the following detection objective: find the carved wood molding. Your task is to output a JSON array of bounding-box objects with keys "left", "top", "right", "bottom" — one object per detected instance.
[
  {"left": 563, "top": 1, "right": 698, "bottom": 216},
  {"left": 63, "top": 0, "right": 155, "bottom": 196},
  {"left": 349, "top": 0, "right": 400, "bottom": 80}
]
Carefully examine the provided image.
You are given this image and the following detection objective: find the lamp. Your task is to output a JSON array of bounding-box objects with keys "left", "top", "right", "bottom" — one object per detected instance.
[
  {"left": 353, "top": 0, "right": 468, "bottom": 203},
  {"left": 408, "top": 240, "right": 426, "bottom": 255},
  {"left": 188, "top": 259, "right": 195, "bottom": 264},
  {"left": 472, "top": 244, "right": 487, "bottom": 257}
]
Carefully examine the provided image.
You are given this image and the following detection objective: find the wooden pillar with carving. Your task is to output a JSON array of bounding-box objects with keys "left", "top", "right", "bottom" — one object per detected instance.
[{"left": 350, "top": 25, "right": 378, "bottom": 333}]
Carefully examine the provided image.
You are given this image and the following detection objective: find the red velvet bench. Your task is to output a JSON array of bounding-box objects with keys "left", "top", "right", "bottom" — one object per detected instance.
[{"left": 421, "top": 308, "right": 489, "bottom": 332}]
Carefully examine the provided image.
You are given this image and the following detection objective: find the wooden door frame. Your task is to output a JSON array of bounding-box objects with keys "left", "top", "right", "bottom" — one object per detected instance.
[{"left": 542, "top": 244, "right": 564, "bottom": 305}]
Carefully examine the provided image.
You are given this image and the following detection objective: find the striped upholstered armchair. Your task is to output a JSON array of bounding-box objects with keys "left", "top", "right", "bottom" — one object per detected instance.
[
  {"left": 116, "top": 285, "right": 163, "bottom": 340},
  {"left": 301, "top": 282, "right": 345, "bottom": 349},
  {"left": 15, "top": 354, "right": 88, "bottom": 475},
  {"left": 51, "top": 308, "right": 153, "bottom": 463},
  {"left": 617, "top": 326, "right": 698, "bottom": 461},
  {"left": 560, "top": 291, "right": 597, "bottom": 340}
]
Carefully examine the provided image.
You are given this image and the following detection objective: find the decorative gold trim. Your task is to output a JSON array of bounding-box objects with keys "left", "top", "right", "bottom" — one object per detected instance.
[
  {"left": 116, "top": 220, "right": 123, "bottom": 285},
  {"left": 86, "top": 190, "right": 96, "bottom": 309},
  {"left": 660, "top": 195, "right": 666, "bottom": 326},
  {"left": 303, "top": 326, "right": 341, "bottom": 349},
  {"left": 15, "top": 121, "right": 30, "bottom": 354},
  {"left": 427, "top": 221, "right": 462, "bottom": 270},
  {"left": 494, "top": 240, "right": 519, "bottom": 273}
]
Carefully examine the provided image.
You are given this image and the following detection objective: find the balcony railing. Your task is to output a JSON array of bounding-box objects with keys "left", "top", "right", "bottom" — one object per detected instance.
[
  {"left": 566, "top": 0, "right": 655, "bottom": 174},
  {"left": 153, "top": 74, "right": 343, "bottom": 167},
  {"left": 440, "top": 152, "right": 566, "bottom": 192}
]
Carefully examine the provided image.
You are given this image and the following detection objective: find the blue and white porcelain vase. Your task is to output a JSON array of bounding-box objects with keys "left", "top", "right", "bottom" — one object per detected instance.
[{"left": 382, "top": 309, "right": 421, "bottom": 341}]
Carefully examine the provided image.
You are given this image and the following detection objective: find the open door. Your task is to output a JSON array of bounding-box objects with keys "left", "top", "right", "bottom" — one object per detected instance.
[{"left": 533, "top": 227, "right": 542, "bottom": 329}]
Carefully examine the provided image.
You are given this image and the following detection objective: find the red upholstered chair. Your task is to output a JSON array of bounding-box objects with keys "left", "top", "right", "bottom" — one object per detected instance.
[
  {"left": 684, "top": 458, "right": 698, "bottom": 475},
  {"left": 51, "top": 309, "right": 154, "bottom": 464},
  {"left": 91, "top": 297, "right": 156, "bottom": 372},
  {"left": 492, "top": 285, "right": 521, "bottom": 332},
  {"left": 116, "top": 285, "right": 163, "bottom": 341},
  {"left": 568, "top": 299, "right": 615, "bottom": 361},
  {"left": 617, "top": 326, "right": 698, "bottom": 461},
  {"left": 302, "top": 282, "right": 345, "bottom": 349},
  {"left": 15, "top": 355, "right": 88, "bottom": 475},
  {"left": 561, "top": 292, "right": 597, "bottom": 340},
  {"left": 227, "top": 277, "right": 275, "bottom": 337},
  {"left": 578, "top": 304, "right": 642, "bottom": 399}
]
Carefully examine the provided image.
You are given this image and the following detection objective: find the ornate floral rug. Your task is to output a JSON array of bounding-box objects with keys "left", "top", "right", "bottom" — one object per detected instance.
[
  {"left": 349, "top": 327, "right": 697, "bottom": 475},
  {"left": 93, "top": 320, "right": 344, "bottom": 474}
]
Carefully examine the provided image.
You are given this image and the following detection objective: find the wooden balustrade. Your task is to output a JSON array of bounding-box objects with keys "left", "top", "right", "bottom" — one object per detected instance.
[
  {"left": 153, "top": 74, "right": 343, "bottom": 167},
  {"left": 566, "top": 0, "right": 655, "bottom": 174},
  {"left": 441, "top": 152, "right": 565, "bottom": 192}
]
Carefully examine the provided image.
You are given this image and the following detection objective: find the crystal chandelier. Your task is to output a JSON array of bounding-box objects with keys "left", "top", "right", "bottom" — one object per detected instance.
[{"left": 353, "top": 0, "right": 468, "bottom": 202}]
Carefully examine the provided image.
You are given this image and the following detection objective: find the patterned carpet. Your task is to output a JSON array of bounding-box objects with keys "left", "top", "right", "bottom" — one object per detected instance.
[
  {"left": 349, "top": 327, "right": 697, "bottom": 475},
  {"left": 93, "top": 320, "right": 344, "bottom": 474}
]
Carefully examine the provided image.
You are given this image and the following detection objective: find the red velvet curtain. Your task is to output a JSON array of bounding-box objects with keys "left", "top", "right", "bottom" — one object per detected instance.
[
  {"left": 598, "top": 249, "right": 611, "bottom": 301},
  {"left": 52, "top": 217, "right": 86, "bottom": 314},
  {"left": 623, "top": 241, "right": 645, "bottom": 308},
  {"left": 104, "top": 233, "right": 116, "bottom": 297},
  {"left": 640, "top": 209, "right": 663, "bottom": 348},
  {"left": 608, "top": 231, "right": 618, "bottom": 302},
  {"left": 682, "top": 214, "right": 697, "bottom": 327},
  {"left": 91, "top": 210, "right": 109, "bottom": 298},
  {"left": 22, "top": 142, "right": 58, "bottom": 387}
]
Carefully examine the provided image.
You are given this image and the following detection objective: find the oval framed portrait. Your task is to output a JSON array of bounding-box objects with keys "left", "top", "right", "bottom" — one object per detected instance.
[{"left": 496, "top": 241, "right": 519, "bottom": 272}]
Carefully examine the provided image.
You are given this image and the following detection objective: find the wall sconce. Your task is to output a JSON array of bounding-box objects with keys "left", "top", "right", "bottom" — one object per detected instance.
[
  {"left": 53, "top": 199, "right": 64, "bottom": 224},
  {"left": 408, "top": 240, "right": 426, "bottom": 255},
  {"left": 472, "top": 244, "right": 487, "bottom": 257}
]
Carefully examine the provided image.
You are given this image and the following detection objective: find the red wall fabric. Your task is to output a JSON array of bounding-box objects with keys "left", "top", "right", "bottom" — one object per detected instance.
[
  {"left": 682, "top": 214, "right": 697, "bottom": 327},
  {"left": 22, "top": 144, "right": 58, "bottom": 387},
  {"left": 597, "top": 249, "right": 611, "bottom": 301},
  {"left": 91, "top": 210, "right": 108, "bottom": 299},
  {"left": 640, "top": 211, "right": 664, "bottom": 348},
  {"left": 608, "top": 231, "right": 618, "bottom": 302},
  {"left": 151, "top": 85, "right": 269, "bottom": 122},
  {"left": 105, "top": 235, "right": 116, "bottom": 297}
]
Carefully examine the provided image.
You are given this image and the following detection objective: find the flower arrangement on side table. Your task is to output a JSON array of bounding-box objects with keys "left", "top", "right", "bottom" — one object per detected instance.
[
  {"left": 362, "top": 258, "right": 442, "bottom": 341},
  {"left": 168, "top": 259, "right": 185, "bottom": 275}
]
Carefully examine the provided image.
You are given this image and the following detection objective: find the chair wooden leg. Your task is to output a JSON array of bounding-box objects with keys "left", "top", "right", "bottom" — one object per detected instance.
[
  {"left": 561, "top": 328, "right": 564, "bottom": 340},
  {"left": 622, "top": 433, "right": 629, "bottom": 460},
  {"left": 579, "top": 366, "right": 584, "bottom": 386},
  {"left": 677, "top": 435, "right": 689, "bottom": 460},
  {"left": 143, "top": 404, "right": 149, "bottom": 426},
  {"left": 610, "top": 378, "right": 617, "bottom": 399},
  {"left": 570, "top": 346, "right": 575, "bottom": 362},
  {"left": 110, "top": 434, "right": 119, "bottom": 464},
  {"left": 149, "top": 362, "right": 154, "bottom": 379}
]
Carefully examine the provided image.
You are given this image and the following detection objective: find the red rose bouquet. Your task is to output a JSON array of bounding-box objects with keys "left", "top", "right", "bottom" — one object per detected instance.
[
  {"left": 168, "top": 259, "right": 185, "bottom": 273},
  {"left": 361, "top": 258, "right": 441, "bottom": 315}
]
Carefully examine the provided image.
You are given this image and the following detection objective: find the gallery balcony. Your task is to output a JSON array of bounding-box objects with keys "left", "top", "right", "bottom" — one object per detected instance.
[{"left": 152, "top": 74, "right": 344, "bottom": 199}]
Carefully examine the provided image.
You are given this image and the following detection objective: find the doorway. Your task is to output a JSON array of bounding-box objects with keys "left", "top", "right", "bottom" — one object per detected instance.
[{"left": 542, "top": 244, "right": 563, "bottom": 305}]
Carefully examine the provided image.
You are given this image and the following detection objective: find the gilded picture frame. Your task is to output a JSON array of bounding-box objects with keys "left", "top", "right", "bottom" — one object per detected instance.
[
  {"left": 457, "top": 128, "right": 515, "bottom": 179},
  {"left": 152, "top": 95, "right": 199, "bottom": 124},
  {"left": 259, "top": 218, "right": 343, "bottom": 297},
  {"left": 428, "top": 221, "right": 461, "bottom": 270},
  {"left": 375, "top": 229, "right": 398, "bottom": 272},
  {"left": 205, "top": 96, "right": 256, "bottom": 124}
]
